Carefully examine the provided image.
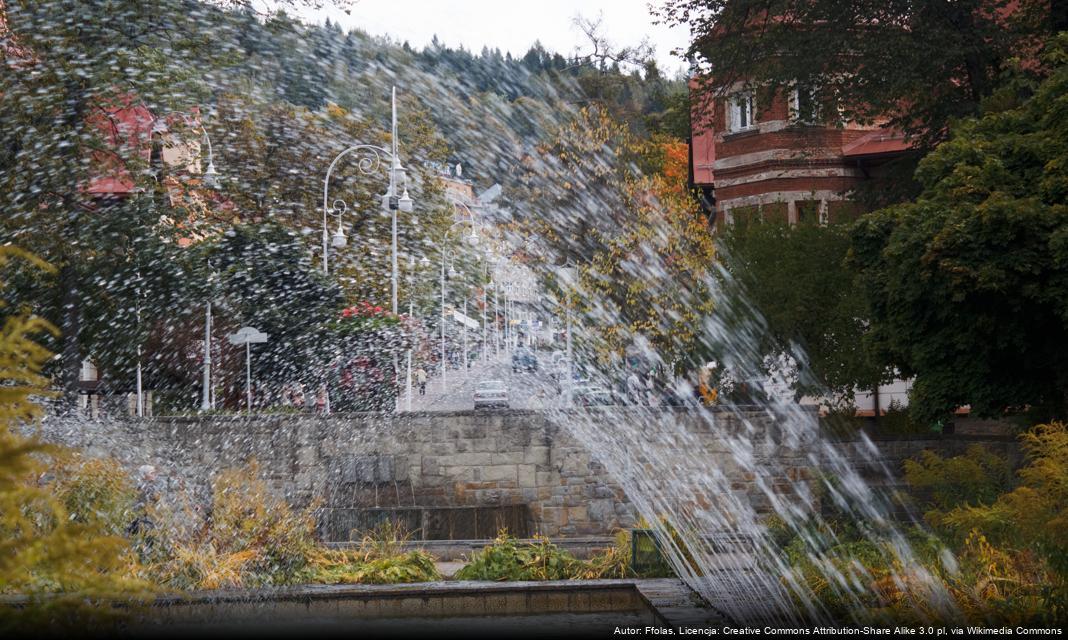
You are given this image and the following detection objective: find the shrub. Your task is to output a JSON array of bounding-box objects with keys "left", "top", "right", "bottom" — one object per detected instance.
[
  {"left": 0, "top": 248, "right": 148, "bottom": 634},
  {"left": 904, "top": 444, "right": 1014, "bottom": 516},
  {"left": 305, "top": 520, "right": 440, "bottom": 585},
  {"left": 936, "top": 422, "right": 1068, "bottom": 617},
  {"left": 454, "top": 532, "right": 584, "bottom": 581},
  {"left": 149, "top": 461, "right": 317, "bottom": 590},
  {"left": 312, "top": 551, "right": 439, "bottom": 585},
  {"left": 49, "top": 455, "right": 138, "bottom": 537},
  {"left": 579, "top": 530, "right": 634, "bottom": 579}
]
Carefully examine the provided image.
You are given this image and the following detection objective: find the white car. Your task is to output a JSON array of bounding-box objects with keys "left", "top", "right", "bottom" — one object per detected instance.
[
  {"left": 473, "top": 380, "right": 509, "bottom": 409},
  {"left": 574, "top": 385, "right": 616, "bottom": 406}
]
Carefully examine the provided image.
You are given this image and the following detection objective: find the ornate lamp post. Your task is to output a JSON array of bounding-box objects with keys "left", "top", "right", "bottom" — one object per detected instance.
[
  {"left": 200, "top": 126, "right": 221, "bottom": 412},
  {"left": 405, "top": 254, "right": 431, "bottom": 411},
  {"left": 320, "top": 87, "right": 414, "bottom": 413}
]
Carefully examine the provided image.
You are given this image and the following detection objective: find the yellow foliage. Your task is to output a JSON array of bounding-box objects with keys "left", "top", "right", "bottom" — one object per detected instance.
[
  {"left": 0, "top": 247, "right": 148, "bottom": 633},
  {"left": 148, "top": 460, "right": 318, "bottom": 590}
]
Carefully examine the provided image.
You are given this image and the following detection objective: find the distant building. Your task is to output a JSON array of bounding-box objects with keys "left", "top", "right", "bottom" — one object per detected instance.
[
  {"left": 687, "top": 80, "right": 914, "bottom": 416},
  {"left": 688, "top": 84, "right": 910, "bottom": 228}
]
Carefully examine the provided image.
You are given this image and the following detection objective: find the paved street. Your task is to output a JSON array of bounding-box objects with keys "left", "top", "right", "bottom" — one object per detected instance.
[{"left": 405, "top": 349, "right": 560, "bottom": 412}]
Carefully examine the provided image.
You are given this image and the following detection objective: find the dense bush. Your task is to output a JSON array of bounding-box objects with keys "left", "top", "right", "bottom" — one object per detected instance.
[
  {"left": 148, "top": 461, "right": 318, "bottom": 590},
  {"left": 932, "top": 423, "right": 1068, "bottom": 617},
  {"left": 49, "top": 455, "right": 138, "bottom": 537},
  {"left": 454, "top": 529, "right": 670, "bottom": 581},
  {"left": 305, "top": 520, "right": 440, "bottom": 585},
  {"left": 0, "top": 248, "right": 148, "bottom": 634},
  {"left": 455, "top": 533, "right": 586, "bottom": 581},
  {"left": 904, "top": 444, "right": 1015, "bottom": 515},
  {"left": 771, "top": 424, "right": 1068, "bottom": 623}
]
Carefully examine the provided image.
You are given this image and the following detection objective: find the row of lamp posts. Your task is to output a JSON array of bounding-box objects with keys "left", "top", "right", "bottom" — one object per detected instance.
[{"left": 194, "top": 86, "right": 518, "bottom": 414}]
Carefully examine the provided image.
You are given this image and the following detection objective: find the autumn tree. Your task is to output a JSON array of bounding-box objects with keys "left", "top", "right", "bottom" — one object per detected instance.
[
  {"left": 514, "top": 106, "right": 717, "bottom": 372},
  {"left": 0, "top": 247, "right": 144, "bottom": 631}
]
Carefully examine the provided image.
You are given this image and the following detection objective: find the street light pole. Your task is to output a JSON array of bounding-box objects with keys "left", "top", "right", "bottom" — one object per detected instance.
[
  {"left": 320, "top": 87, "right": 413, "bottom": 414},
  {"left": 437, "top": 209, "right": 481, "bottom": 393},
  {"left": 406, "top": 255, "right": 415, "bottom": 412},
  {"left": 440, "top": 255, "right": 447, "bottom": 393},
  {"left": 201, "top": 301, "right": 212, "bottom": 411},
  {"left": 566, "top": 295, "right": 573, "bottom": 407}
]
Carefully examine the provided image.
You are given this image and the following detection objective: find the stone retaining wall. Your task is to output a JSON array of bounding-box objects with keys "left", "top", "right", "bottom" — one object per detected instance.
[
  {"left": 38, "top": 408, "right": 806, "bottom": 540},
  {"left": 36, "top": 408, "right": 1025, "bottom": 541}
]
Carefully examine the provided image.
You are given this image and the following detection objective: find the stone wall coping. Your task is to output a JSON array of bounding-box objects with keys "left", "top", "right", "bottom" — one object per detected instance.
[
  {"left": 121, "top": 404, "right": 813, "bottom": 424},
  {"left": 326, "top": 536, "right": 616, "bottom": 549},
  {"left": 826, "top": 433, "right": 1019, "bottom": 444},
  {"left": 0, "top": 578, "right": 656, "bottom": 607}
]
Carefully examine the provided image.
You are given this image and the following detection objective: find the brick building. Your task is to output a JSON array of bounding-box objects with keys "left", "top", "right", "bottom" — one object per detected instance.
[
  {"left": 688, "top": 84, "right": 915, "bottom": 414},
  {"left": 689, "top": 84, "right": 910, "bottom": 228}
]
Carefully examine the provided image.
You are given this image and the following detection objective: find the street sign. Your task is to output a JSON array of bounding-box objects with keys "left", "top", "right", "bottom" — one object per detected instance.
[
  {"left": 228, "top": 326, "right": 269, "bottom": 345},
  {"left": 452, "top": 309, "right": 479, "bottom": 330},
  {"left": 227, "top": 326, "right": 268, "bottom": 412}
]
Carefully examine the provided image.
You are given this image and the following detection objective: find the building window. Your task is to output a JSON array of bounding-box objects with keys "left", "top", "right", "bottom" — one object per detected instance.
[
  {"left": 790, "top": 85, "right": 820, "bottom": 123},
  {"left": 728, "top": 92, "right": 756, "bottom": 132},
  {"left": 796, "top": 199, "right": 822, "bottom": 224}
]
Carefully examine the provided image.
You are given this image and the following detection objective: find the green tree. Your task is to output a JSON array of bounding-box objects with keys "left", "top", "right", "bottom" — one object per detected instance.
[
  {"left": 658, "top": 0, "right": 1054, "bottom": 151},
  {"left": 0, "top": 0, "right": 235, "bottom": 404},
  {"left": 849, "top": 36, "right": 1068, "bottom": 422},
  {"left": 204, "top": 223, "right": 344, "bottom": 407},
  {"left": 717, "top": 220, "right": 883, "bottom": 402}
]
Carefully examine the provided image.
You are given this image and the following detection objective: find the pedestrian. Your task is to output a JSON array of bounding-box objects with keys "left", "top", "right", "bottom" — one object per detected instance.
[
  {"left": 646, "top": 369, "right": 660, "bottom": 407},
  {"left": 627, "top": 371, "right": 643, "bottom": 405},
  {"left": 416, "top": 367, "right": 428, "bottom": 395}
]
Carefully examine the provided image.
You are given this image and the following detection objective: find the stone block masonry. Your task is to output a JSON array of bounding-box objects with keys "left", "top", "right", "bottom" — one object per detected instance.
[{"left": 37, "top": 408, "right": 814, "bottom": 541}]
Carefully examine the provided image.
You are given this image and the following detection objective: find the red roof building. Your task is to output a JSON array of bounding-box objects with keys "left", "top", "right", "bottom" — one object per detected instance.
[{"left": 688, "top": 84, "right": 912, "bottom": 228}]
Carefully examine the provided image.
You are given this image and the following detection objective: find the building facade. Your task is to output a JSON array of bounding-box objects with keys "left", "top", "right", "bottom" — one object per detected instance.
[
  {"left": 690, "top": 85, "right": 909, "bottom": 229},
  {"left": 689, "top": 84, "right": 914, "bottom": 415}
]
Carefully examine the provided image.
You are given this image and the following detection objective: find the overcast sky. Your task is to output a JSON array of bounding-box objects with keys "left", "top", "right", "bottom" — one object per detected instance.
[{"left": 296, "top": 0, "right": 691, "bottom": 76}]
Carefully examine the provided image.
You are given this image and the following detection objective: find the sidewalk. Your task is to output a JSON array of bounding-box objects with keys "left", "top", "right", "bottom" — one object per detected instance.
[{"left": 406, "top": 351, "right": 510, "bottom": 412}]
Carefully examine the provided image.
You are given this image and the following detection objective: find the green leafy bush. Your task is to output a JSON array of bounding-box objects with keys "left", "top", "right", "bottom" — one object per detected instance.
[
  {"left": 455, "top": 532, "right": 585, "bottom": 581},
  {"left": 905, "top": 444, "right": 1015, "bottom": 515},
  {"left": 312, "top": 551, "right": 439, "bottom": 585},
  {"left": 305, "top": 520, "right": 440, "bottom": 585}
]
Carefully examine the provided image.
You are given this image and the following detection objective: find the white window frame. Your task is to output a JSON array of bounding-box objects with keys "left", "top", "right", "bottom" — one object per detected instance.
[
  {"left": 728, "top": 92, "right": 756, "bottom": 133},
  {"left": 789, "top": 84, "right": 820, "bottom": 124}
]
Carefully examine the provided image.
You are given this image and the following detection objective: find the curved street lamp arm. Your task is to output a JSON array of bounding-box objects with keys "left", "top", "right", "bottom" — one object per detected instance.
[
  {"left": 321, "top": 143, "right": 394, "bottom": 275},
  {"left": 322, "top": 143, "right": 394, "bottom": 219}
]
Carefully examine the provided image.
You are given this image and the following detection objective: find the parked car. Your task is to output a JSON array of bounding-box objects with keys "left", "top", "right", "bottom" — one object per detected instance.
[
  {"left": 511, "top": 347, "right": 538, "bottom": 373},
  {"left": 473, "top": 380, "right": 509, "bottom": 409},
  {"left": 573, "top": 385, "right": 618, "bottom": 406}
]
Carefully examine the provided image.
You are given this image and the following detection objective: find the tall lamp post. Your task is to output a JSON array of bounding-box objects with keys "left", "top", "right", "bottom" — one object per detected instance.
[
  {"left": 405, "top": 254, "right": 431, "bottom": 411},
  {"left": 559, "top": 263, "right": 578, "bottom": 407},
  {"left": 201, "top": 262, "right": 217, "bottom": 412},
  {"left": 321, "top": 86, "right": 414, "bottom": 413},
  {"left": 200, "top": 125, "right": 221, "bottom": 411},
  {"left": 436, "top": 213, "right": 481, "bottom": 394}
]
